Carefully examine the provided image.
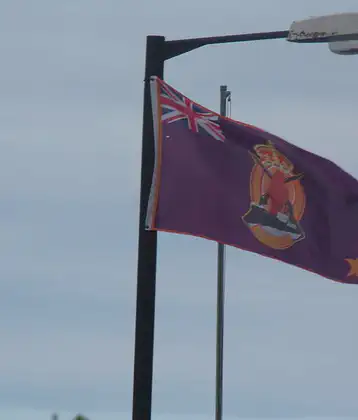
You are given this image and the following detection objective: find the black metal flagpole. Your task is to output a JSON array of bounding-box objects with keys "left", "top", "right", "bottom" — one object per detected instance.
[{"left": 132, "top": 35, "right": 165, "bottom": 420}]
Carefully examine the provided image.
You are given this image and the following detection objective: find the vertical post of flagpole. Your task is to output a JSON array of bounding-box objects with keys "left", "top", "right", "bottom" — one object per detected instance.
[
  {"left": 215, "top": 85, "right": 231, "bottom": 420},
  {"left": 132, "top": 35, "right": 166, "bottom": 420}
]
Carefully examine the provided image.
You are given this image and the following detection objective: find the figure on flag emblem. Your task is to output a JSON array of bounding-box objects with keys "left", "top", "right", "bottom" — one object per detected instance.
[{"left": 242, "top": 141, "right": 306, "bottom": 250}]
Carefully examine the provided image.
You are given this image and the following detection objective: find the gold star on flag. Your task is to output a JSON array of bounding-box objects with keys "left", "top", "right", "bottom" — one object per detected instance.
[{"left": 345, "top": 258, "right": 358, "bottom": 277}]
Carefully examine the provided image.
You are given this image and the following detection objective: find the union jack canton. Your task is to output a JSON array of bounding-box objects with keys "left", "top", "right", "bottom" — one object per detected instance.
[{"left": 154, "top": 77, "right": 225, "bottom": 142}]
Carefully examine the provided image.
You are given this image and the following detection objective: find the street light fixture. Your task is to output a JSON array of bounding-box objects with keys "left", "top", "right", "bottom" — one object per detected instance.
[
  {"left": 288, "top": 13, "right": 358, "bottom": 55},
  {"left": 287, "top": 13, "right": 358, "bottom": 43},
  {"left": 133, "top": 12, "right": 358, "bottom": 420}
]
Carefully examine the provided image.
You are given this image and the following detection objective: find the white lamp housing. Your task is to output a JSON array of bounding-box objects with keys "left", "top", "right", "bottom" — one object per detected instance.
[{"left": 287, "top": 13, "right": 358, "bottom": 43}]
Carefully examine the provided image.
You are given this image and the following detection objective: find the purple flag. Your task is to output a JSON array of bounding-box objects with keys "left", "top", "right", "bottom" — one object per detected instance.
[{"left": 147, "top": 76, "right": 358, "bottom": 284}]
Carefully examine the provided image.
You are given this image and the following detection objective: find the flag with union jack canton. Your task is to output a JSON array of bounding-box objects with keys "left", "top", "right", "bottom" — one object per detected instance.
[
  {"left": 147, "top": 76, "right": 226, "bottom": 229},
  {"left": 147, "top": 76, "right": 358, "bottom": 285}
]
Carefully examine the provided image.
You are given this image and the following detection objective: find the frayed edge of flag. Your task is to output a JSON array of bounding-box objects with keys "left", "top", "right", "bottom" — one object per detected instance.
[{"left": 145, "top": 76, "right": 161, "bottom": 230}]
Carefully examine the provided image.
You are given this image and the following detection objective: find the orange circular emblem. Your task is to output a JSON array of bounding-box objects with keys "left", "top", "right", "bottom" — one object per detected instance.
[{"left": 242, "top": 141, "right": 306, "bottom": 250}]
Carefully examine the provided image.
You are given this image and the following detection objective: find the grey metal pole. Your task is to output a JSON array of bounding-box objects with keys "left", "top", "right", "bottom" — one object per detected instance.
[{"left": 215, "top": 85, "right": 231, "bottom": 420}]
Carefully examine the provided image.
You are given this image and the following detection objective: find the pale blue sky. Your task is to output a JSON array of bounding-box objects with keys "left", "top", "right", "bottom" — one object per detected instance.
[
  {"left": 1, "top": 0, "right": 358, "bottom": 419},
  {"left": 2, "top": 413, "right": 356, "bottom": 420}
]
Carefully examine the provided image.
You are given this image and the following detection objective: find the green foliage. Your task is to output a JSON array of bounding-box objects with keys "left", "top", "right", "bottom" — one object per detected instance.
[{"left": 73, "top": 415, "right": 89, "bottom": 420}]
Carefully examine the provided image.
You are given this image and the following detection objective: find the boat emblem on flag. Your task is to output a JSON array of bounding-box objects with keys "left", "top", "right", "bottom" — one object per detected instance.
[{"left": 242, "top": 141, "right": 306, "bottom": 250}]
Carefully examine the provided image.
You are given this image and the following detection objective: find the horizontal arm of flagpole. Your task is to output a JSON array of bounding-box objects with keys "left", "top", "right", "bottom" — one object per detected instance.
[{"left": 164, "top": 30, "right": 289, "bottom": 59}]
